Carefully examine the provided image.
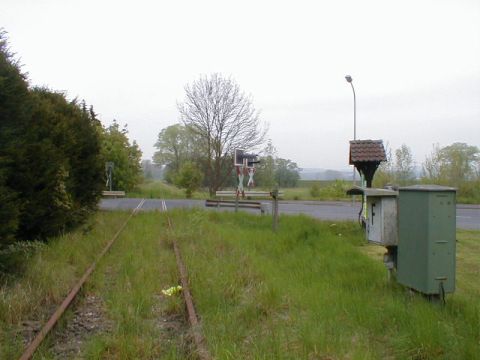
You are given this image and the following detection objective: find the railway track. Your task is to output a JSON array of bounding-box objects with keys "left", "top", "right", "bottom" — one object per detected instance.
[
  {"left": 18, "top": 199, "right": 211, "bottom": 360},
  {"left": 162, "top": 200, "right": 211, "bottom": 360}
]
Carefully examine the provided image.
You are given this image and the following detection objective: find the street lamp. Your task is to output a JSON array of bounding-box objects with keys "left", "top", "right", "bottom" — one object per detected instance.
[
  {"left": 345, "top": 75, "right": 357, "bottom": 190},
  {"left": 345, "top": 75, "right": 356, "bottom": 140}
]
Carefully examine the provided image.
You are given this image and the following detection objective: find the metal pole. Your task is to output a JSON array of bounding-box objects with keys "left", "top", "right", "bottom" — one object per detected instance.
[
  {"left": 235, "top": 165, "right": 242, "bottom": 213},
  {"left": 345, "top": 75, "right": 356, "bottom": 142},
  {"left": 350, "top": 81, "right": 357, "bottom": 187},
  {"left": 346, "top": 75, "right": 357, "bottom": 207},
  {"left": 350, "top": 81, "right": 356, "bottom": 141}
]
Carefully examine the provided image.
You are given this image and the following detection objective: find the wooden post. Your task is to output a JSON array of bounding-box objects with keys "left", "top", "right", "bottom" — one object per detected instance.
[{"left": 272, "top": 186, "right": 279, "bottom": 232}]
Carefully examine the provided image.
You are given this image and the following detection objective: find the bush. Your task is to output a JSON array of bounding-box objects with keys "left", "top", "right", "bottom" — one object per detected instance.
[
  {"left": 310, "top": 184, "right": 320, "bottom": 198},
  {"left": 174, "top": 162, "right": 203, "bottom": 198},
  {"left": 331, "top": 179, "right": 348, "bottom": 198},
  {"left": 457, "top": 181, "right": 480, "bottom": 204},
  {"left": 0, "top": 34, "right": 104, "bottom": 244}
]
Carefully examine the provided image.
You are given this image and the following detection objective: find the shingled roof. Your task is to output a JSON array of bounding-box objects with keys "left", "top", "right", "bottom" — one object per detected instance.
[{"left": 349, "top": 140, "right": 386, "bottom": 164}]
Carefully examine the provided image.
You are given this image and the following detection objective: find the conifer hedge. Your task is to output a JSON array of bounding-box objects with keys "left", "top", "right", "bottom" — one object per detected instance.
[{"left": 0, "top": 32, "right": 104, "bottom": 244}]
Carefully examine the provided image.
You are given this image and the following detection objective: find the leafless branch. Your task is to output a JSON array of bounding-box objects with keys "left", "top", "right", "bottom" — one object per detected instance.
[{"left": 178, "top": 73, "right": 267, "bottom": 194}]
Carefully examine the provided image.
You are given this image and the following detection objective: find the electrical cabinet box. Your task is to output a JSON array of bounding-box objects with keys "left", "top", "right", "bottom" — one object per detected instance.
[
  {"left": 366, "top": 191, "right": 398, "bottom": 246},
  {"left": 346, "top": 186, "right": 399, "bottom": 246},
  {"left": 397, "top": 185, "right": 456, "bottom": 295}
]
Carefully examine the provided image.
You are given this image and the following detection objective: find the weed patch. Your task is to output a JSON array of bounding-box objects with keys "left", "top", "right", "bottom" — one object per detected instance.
[
  {"left": 169, "top": 209, "right": 480, "bottom": 359},
  {"left": 0, "top": 212, "right": 190, "bottom": 359}
]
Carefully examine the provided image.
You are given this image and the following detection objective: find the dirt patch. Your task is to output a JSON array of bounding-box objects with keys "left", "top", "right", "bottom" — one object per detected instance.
[
  {"left": 16, "top": 301, "right": 57, "bottom": 347},
  {"left": 151, "top": 293, "right": 193, "bottom": 357},
  {"left": 50, "top": 293, "right": 113, "bottom": 359},
  {"left": 18, "top": 319, "right": 43, "bottom": 346}
]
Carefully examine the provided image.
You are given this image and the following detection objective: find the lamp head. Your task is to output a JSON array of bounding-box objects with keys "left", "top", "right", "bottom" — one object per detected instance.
[{"left": 345, "top": 75, "right": 353, "bottom": 83}]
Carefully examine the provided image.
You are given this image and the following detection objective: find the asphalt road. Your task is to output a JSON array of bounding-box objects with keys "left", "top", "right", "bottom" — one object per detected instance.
[{"left": 99, "top": 198, "right": 479, "bottom": 230}]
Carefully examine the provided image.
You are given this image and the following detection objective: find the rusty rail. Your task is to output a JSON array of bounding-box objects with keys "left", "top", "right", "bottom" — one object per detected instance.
[
  {"left": 162, "top": 200, "right": 211, "bottom": 360},
  {"left": 18, "top": 199, "right": 145, "bottom": 360}
]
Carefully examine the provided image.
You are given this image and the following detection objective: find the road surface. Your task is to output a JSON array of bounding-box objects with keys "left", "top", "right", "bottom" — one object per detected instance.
[{"left": 99, "top": 198, "right": 479, "bottom": 230}]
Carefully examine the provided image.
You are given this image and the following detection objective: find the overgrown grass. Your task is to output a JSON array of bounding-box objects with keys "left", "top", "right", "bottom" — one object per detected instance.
[
  {"left": 0, "top": 212, "right": 130, "bottom": 358},
  {"left": 128, "top": 181, "right": 209, "bottom": 200},
  {"left": 129, "top": 179, "right": 480, "bottom": 204},
  {"left": 0, "top": 212, "right": 188, "bottom": 359},
  {"left": 128, "top": 179, "right": 354, "bottom": 202},
  {"left": 2, "top": 210, "right": 478, "bottom": 359},
  {"left": 281, "top": 180, "right": 352, "bottom": 201},
  {"left": 169, "top": 209, "right": 479, "bottom": 359},
  {"left": 75, "top": 213, "right": 187, "bottom": 359},
  {"left": 456, "top": 181, "right": 480, "bottom": 204}
]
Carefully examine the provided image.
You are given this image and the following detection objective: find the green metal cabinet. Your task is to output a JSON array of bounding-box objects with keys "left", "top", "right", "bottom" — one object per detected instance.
[{"left": 397, "top": 185, "right": 456, "bottom": 294}]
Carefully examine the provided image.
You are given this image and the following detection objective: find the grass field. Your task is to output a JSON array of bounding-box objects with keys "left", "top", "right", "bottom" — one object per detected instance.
[
  {"left": 0, "top": 212, "right": 188, "bottom": 359},
  {"left": 127, "top": 180, "right": 354, "bottom": 202},
  {"left": 1, "top": 210, "right": 478, "bottom": 359},
  {"left": 128, "top": 181, "right": 209, "bottom": 200},
  {"left": 281, "top": 180, "right": 351, "bottom": 201},
  {"left": 169, "top": 210, "right": 479, "bottom": 359},
  {"left": 128, "top": 179, "right": 480, "bottom": 204}
]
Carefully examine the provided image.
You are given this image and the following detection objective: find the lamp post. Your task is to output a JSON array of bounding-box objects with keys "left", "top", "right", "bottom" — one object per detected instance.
[
  {"left": 345, "top": 75, "right": 356, "bottom": 141},
  {"left": 345, "top": 75, "right": 357, "bottom": 191}
]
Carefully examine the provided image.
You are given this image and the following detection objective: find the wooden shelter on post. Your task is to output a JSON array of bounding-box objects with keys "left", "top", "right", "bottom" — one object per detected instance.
[{"left": 349, "top": 140, "right": 387, "bottom": 188}]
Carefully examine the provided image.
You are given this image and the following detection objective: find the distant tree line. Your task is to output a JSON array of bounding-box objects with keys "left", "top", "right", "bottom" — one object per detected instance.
[
  {"left": 153, "top": 126, "right": 301, "bottom": 193},
  {"left": 254, "top": 140, "right": 301, "bottom": 188},
  {"left": 374, "top": 143, "right": 480, "bottom": 203},
  {"left": 0, "top": 32, "right": 142, "bottom": 247}
]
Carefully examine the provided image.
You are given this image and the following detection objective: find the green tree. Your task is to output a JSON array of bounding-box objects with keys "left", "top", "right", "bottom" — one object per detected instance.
[
  {"left": 12, "top": 88, "right": 104, "bottom": 240},
  {"left": 422, "top": 142, "right": 479, "bottom": 186},
  {"left": 102, "top": 121, "right": 143, "bottom": 192},
  {"left": 275, "top": 158, "right": 300, "bottom": 187},
  {"left": 0, "top": 170, "right": 20, "bottom": 245},
  {"left": 0, "top": 30, "right": 29, "bottom": 245},
  {"left": 174, "top": 161, "right": 203, "bottom": 198},
  {"left": 255, "top": 140, "right": 277, "bottom": 188},
  {"left": 373, "top": 142, "right": 394, "bottom": 187},
  {"left": 141, "top": 160, "right": 154, "bottom": 181},
  {"left": 394, "top": 144, "right": 415, "bottom": 185},
  {"left": 153, "top": 124, "right": 195, "bottom": 183},
  {"left": 0, "top": 32, "right": 104, "bottom": 243}
]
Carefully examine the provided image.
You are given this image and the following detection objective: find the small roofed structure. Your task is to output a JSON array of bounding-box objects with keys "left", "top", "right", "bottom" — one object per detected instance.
[{"left": 349, "top": 140, "right": 387, "bottom": 187}]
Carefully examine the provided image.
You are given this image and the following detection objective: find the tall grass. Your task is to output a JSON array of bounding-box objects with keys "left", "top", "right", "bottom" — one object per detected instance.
[
  {"left": 169, "top": 209, "right": 479, "bottom": 359},
  {"left": 2, "top": 209, "right": 477, "bottom": 359},
  {"left": 0, "top": 212, "right": 130, "bottom": 358},
  {"left": 128, "top": 181, "right": 209, "bottom": 200},
  {"left": 128, "top": 179, "right": 480, "bottom": 204},
  {"left": 0, "top": 212, "right": 189, "bottom": 359},
  {"left": 129, "top": 179, "right": 354, "bottom": 202},
  {"left": 77, "top": 213, "right": 188, "bottom": 359},
  {"left": 281, "top": 180, "right": 351, "bottom": 201},
  {"left": 456, "top": 180, "right": 480, "bottom": 204}
]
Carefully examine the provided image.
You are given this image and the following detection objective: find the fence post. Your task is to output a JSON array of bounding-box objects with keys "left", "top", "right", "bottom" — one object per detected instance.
[{"left": 271, "top": 186, "right": 279, "bottom": 232}]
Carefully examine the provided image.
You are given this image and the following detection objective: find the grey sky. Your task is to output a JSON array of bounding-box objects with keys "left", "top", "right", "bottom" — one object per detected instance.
[{"left": 2, "top": 0, "right": 479, "bottom": 170}]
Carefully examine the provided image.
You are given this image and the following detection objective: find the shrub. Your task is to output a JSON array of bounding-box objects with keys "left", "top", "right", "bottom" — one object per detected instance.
[
  {"left": 174, "top": 162, "right": 203, "bottom": 198},
  {"left": 310, "top": 184, "right": 320, "bottom": 198}
]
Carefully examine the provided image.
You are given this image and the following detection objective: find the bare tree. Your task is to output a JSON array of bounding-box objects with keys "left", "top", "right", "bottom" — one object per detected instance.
[{"left": 178, "top": 73, "right": 267, "bottom": 195}]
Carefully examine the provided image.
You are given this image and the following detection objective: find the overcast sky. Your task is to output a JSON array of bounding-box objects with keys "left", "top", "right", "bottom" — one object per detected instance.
[{"left": 2, "top": 0, "right": 479, "bottom": 170}]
